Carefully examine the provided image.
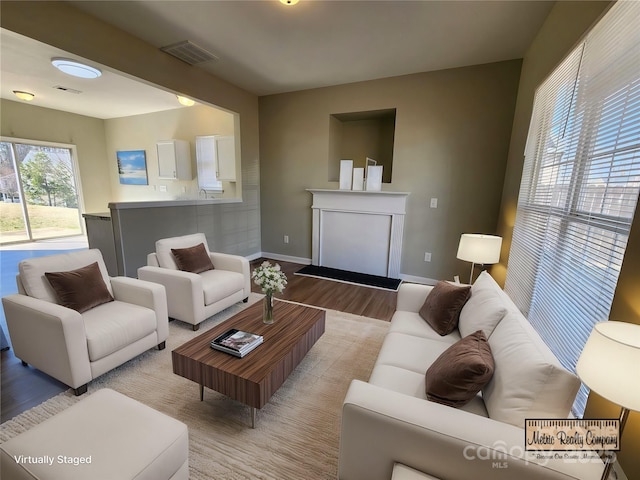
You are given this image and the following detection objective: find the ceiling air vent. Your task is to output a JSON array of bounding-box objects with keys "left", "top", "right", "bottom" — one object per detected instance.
[
  {"left": 53, "top": 85, "right": 82, "bottom": 94},
  {"left": 160, "top": 40, "right": 219, "bottom": 65}
]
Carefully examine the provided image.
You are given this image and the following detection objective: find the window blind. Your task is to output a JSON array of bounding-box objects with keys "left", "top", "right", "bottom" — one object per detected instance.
[{"left": 505, "top": 1, "right": 640, "bottom": 416}]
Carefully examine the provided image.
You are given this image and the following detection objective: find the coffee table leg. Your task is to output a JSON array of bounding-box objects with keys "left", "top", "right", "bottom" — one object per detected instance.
[
  {"left": 200, "top": 384, "right": 204, "bottom": 401},
  {"left": 251, "top": 407, "right": 256, "bottom": 429}
]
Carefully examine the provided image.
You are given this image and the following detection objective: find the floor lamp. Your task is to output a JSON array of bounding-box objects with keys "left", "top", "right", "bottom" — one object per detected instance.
[
  {"left": 456, "top": 234, "right": 502, "bottom": 284},
  {"left": 576, "top": 321, "right": 640, "bottom": 480}
]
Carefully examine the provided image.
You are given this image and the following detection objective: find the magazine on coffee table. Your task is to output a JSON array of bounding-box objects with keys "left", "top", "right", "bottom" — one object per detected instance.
[{"left": 211, "top": 329, "right": 263, "bottom": 358}]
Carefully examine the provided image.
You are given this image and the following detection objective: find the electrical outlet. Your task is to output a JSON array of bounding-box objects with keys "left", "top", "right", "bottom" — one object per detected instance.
[
  {"left": 284, "top": 235, "right": 289, "bottom": 244},
  {"left": 159, "top": 185, "right": 167, "bottom": 192},
  {"left": 424, "top": 252, "right": 432, "bottom": 262},
  {"left": 430, "top": 198, "right": 438, "bottom": 208}
]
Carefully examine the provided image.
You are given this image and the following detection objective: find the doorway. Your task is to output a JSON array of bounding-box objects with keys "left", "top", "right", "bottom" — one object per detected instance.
[{"left": 0, "top": 139, "right": 84, "bottom": 244}]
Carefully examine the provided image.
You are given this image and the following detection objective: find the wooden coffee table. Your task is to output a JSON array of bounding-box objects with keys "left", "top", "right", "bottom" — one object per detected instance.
[{"left": 172, "top": 299, "right": 325, "bottom": 427}]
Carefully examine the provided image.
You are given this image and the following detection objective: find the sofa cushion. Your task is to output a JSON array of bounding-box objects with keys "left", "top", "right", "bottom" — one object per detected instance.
[
  {"left": 155, "top": 233, "right": 210, "bottom": 270},
  {"left": 370, "top": 364, "right": 427, "bottom": 399},
  {"left": 18, "top": 249, "right": 112, "bottom": 303},
  {"left": 418, "top": 281, "right": 471, "bottom": 335},
  {"left": 389, "top": 311, "right": 461, "bottom": 344},
  {"left": 483, "top": 311, "right": 581, "bottom": 427},
  {"left": 375, "top": 332, "right": 450, "bottom": 374},
  {"left": 370, "top": 364, "right": 489, "bottom": 417},
  {"left": 425, "top": 330, "right": 494, "bottom": 408},
  {"left": 83, "top": 301, "right": 158, "bottom": 361},
  {"left": 458, "top": 272, "right": 507, "bottom": 338},
  {"left": 392, "top": 463, "right": 442, "bottom": 480},
  {"left": 171, "top": 243, "right": 214, "bottom": 274},
  {"left": 201, "top": 269, "right": 246, "bottom": 306},
  {"left": 45, "top": 261, "right": 114, "bottom": 313}
]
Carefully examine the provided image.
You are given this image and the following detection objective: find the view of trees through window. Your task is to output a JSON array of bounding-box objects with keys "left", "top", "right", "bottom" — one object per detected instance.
[{"left": 0, "top": 141, "right": 82, "bottom": 243}]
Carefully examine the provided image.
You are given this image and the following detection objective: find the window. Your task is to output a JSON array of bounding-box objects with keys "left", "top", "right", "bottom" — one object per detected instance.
[
  {"left": 505, "top": 1, "right": 640, "bottom": 416},
  {"left": 0, "top": 139, "right": 83, "bottom": 243}
]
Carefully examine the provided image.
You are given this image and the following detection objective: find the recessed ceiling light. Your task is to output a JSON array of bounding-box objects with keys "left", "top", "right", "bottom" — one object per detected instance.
[
  {"left": 176, "top": 95, "right": 196, "bottom": 107},
  {"left": 51, "top": 58, "right": 102, "bottom": 79},
  {"left": 280, "top": 0, "right": 299, "bottom": 5},
  {"left": 13, "top": 90, "right": 35, "bottom": 101}
]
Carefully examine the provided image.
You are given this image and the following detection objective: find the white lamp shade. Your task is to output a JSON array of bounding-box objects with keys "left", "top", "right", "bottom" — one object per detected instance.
[
  {"left": 456, "top": 234, "right": 502, "bottom": 264},
  {"left": 577, "top": 321, "right": 640, "bottom": 412}
]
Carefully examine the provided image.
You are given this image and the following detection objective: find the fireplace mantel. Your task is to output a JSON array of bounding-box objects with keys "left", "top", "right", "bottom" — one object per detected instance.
[{"left": 307, "top": 189, "right": 409, "bottom": 278}]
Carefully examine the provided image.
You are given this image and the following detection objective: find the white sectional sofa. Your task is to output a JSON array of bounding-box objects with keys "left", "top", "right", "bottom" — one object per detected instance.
[{"left": 339, "top": 272, "right": 605, "bottom": 480}]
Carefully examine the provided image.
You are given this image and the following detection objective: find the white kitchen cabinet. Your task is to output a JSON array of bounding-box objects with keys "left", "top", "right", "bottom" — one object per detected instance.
[
  {"left": 195, "top": 135, "right": 236, "bottom": 188},
  {"left": 157, "top": 139, "right": 192, "bottom": 180},
  {"left": 215, "top": 135, "right": 236, "bottom": 181}
]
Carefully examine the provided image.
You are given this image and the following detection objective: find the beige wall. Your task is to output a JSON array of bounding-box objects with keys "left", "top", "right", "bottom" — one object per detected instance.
[
  {"left": 259, "top": 60, "right": 521, "bottom": 280},
  {"left": 494, "top": 2, "right": 640, "bottom": 477},
  {"left": 330, "top": 115, "right": 395, "bottom": 183},
  {"left": 0, "top": 99, "right": 111, "bottom": 213},
  {"left": 1, "top": 99, "right": 239, "bottom": 211},
  {"left": 104, "top": 105, "right": 236, "bottom": 202}
]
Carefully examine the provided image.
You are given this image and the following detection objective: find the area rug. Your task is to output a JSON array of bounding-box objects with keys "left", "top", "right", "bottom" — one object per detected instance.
[
  {"left": 295, "top": 264, "right": 402, "bottom": 291},
  {"left": 0, "top": 294, "right": 390, "bottom": 480}
]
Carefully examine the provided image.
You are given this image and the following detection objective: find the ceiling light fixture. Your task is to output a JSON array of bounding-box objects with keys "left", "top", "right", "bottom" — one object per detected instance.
[
  {"left": 13, "top": 90, "right": 35, "bottom": 101},
  {"left": 51, "top": 58, "right": 102, "bottom": 79},
  {"left": 280, "top": 0, "right": 299, "bottom": 5},
  {"left": 176, "top": 95, "right": 195, "bottom": 107}
]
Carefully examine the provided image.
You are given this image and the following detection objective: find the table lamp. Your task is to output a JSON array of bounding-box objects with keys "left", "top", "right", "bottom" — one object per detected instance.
[
  {"left": 456, "top": 234, "right": 502, "bottom": 284},
  {"left": 576, "top": 321, "right": 640, "bottom": 480}
]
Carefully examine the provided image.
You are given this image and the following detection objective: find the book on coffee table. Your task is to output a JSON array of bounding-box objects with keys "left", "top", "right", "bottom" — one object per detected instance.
[{"left": 211, "top": 329, "right": 263, "bottom": 357}]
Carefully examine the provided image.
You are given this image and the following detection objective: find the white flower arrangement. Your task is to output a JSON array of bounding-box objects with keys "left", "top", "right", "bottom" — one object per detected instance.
[{"left": 252, "top": 261, "right": 288, "bottom": 295}]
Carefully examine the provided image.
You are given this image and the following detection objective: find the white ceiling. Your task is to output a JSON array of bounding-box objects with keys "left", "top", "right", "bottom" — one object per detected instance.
[
  {"left": 1, "top": 0, "right": 554, "bottom": 119},
  {"left": 0, "top": 29, "right": 186, "bottom": 119}
]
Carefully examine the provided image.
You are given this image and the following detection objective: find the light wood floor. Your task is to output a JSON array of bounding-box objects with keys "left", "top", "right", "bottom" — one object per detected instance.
[{"left": 1, "top": 258, "right": 397, "bottom": 422}]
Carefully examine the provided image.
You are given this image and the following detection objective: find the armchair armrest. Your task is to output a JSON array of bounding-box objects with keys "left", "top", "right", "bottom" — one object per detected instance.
[
  {"left": 340, "top": 380, "right": 603, "bottom": 480},
  {"left": 137, "top": 266, "right": 205, "bottom": 325},
  {"left": 210, "top": 252, "right": 251, "bottom": 296},
  {"left": 110, "top": 277, "right": 169, "bottom": 342},
  {"left": 1, "top": 294, "right": 92, "bottom": 389},
  {"left": 396, "top": 283, "right": 434, "bottom": 312}
]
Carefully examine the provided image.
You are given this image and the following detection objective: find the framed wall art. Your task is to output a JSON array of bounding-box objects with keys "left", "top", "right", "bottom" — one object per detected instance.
[{"left": 117, "top": 150, "right": 148, "bottom": 185}]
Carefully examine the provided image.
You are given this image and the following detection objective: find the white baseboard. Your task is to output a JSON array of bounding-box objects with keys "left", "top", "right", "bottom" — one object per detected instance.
[
  {"left": 246, "top": 252, "right": 263, "bottom": 261},
  {"left": 399, "top": 273, "right": 438, "bottom": 286},
  {"left": 259, "top": 252, "right": 312, "bottom": 265}
]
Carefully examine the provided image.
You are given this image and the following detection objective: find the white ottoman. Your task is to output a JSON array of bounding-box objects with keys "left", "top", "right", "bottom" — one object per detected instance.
[{"left": 0, "top": 389, "right": 188, "bottom": 480}]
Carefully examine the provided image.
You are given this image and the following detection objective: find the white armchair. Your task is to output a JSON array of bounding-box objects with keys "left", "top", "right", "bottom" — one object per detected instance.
[
  {"left": 1, "top": 249, "right": 168, "bottom": 396},
  {"left": 137, "top": 233, "right": 251, "bottom": 331}
]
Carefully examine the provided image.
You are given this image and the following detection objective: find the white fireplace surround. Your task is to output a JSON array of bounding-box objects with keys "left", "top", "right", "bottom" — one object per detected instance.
[{"left": 308, "top": 189, "right": 409, "bottom": 278}]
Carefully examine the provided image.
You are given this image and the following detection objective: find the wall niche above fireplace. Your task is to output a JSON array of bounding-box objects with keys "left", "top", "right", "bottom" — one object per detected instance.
[{"left": 328, "top": 108, "right": 396, "bottom": 184}]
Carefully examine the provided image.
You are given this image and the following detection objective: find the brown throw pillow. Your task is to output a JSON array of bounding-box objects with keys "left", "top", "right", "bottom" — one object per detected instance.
[
  {"left": 45, "top": 262, "right": 114, "bottom": 313},
  {"left": 425, "top": 330, "right": 494, "bottom": 408},
  {"left": 171, "top": 243, "right": 214, "bottom": 274},
  {"left": 419, "top": 281, "right": 471, "bottom": 335}
]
